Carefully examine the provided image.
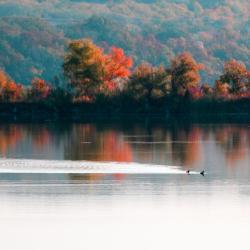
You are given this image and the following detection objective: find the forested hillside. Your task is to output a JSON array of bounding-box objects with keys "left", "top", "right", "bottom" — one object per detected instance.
[{"left": 0, "top": 0, "right": 249, "bottom": 84}]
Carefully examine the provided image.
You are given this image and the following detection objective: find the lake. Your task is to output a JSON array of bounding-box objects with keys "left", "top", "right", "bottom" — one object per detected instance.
[{"left": 0, "top": 122, "right": 250, "bottom": 250}]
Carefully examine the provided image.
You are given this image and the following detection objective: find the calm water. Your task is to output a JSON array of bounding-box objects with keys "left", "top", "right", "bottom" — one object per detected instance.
[{"left": 0, "top": 122, "right": 250, "bottom": 250}]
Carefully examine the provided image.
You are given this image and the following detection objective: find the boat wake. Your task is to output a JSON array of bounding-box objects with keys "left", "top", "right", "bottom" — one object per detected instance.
[{"left": 0, "top": 158, "right": 198, "bottom": 175}]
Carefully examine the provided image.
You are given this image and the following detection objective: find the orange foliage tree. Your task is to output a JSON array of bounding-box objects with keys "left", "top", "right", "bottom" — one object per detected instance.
[
  {"left": 0, "top": 70, "right": 9, "bottom": 100},
  {"left": 63, "top": 39, "right": 133, "bottom": 101},
  {"left": 220, "top": 59, "right": 250, "bottom": 94},
  {"left": 170, "top": 52, "right": 204, "bottom": 96},
  {"left": 0, "top": 70, "right": 8, "bottom": 89},
  {"left": 2, "top": 81, "right": 23, "bottom": 102},
  {"left": 201, "top": 83, "right": 213, "bottom": 96},
  {"left": 63, "top": 39, "right": 105, "bottom": 101},
  {"left": 29, "top": 77, "right": 51, "bottom": 101},
  {"left": 0, "top": 70, "right": 23, "bottom": 102},
  {"left": 214, "top": 80, "right": 230, "bottom": 97}
]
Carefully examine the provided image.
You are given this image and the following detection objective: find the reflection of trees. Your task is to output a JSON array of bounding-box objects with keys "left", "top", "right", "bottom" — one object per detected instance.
[
  {"left": 64, "top": 124, "right": 133, "bottom": 162},
  {"left": 96, "top": 131, "right": 133, "bottom": 162},
  {"left": 170, "top": 126, "right": 202, "bottom": 168},
  {"left": 125, "top": 125, "right": 202, "bottom": 168},
  {"left": 170, "top": 124, "right": 250, "bottom": 169},
  {"left": 68, "top": 173, "right": 105, "bottom": 183},
  {"left": 24, "top": 123, "right": 70, "bottom": 150},
  {"left": 68, "top": 172, "right": 126, "bottom": 183},
  {"left": 214, "top": 125, "right": 250, "bottom": 167},
  {"left": 0, "top": 122, "right": 249, "bottom": 171},
  {"left": 123, "top": 125, "right": 172, "bottom": 164},
  {"left": 65, "top": 124, "right": 133, "bottom": 183},
  {"left": 0, "top": 123, "right": 70, "bottom": 157},
  {"left": 32, "top": 127, "right": 51, "bottom": 149},
  {"left": 0, "top": 125, "right": 23, "bottom": 156}
]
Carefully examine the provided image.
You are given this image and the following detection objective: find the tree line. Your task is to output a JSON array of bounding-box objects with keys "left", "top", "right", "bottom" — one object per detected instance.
[{"left": 0, "top": 39, "right": 250, "bottom": 115}]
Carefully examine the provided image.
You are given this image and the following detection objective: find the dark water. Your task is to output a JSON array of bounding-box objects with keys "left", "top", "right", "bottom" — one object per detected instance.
[{"left": 0, "top": 122, "right": 250, "bottom": 250}]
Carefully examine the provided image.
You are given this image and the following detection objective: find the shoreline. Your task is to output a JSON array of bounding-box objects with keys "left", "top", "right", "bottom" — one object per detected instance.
[{"left": 0, "top": 102, "right": 249, "bottom": 123}]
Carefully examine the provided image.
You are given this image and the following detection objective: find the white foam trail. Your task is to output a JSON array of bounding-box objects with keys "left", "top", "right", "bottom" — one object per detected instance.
[{"left": 0, "top": 158, "right": 197, "bottom": 175}]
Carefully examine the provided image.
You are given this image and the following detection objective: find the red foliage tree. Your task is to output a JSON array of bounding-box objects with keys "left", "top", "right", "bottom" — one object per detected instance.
[{"left": 102, "top": 47, "right": 133, "bottom": 91}]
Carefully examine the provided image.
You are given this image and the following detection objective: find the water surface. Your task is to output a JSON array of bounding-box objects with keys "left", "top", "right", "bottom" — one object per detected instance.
[{"left": 0, "top": 122, "right": 249, "bottom": 250}]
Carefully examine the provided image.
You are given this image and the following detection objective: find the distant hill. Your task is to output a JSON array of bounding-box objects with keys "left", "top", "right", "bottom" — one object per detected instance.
[
  {"left": 0, "top": 0, "right": 249, "bottom": 84},
  {"left": 0, "top": 16, "right": 65, "bottom": 83}
]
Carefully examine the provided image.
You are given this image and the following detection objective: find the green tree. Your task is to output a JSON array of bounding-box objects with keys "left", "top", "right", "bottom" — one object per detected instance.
[{"left": 128, "top": 62, "right": 170, "bottom": 107}]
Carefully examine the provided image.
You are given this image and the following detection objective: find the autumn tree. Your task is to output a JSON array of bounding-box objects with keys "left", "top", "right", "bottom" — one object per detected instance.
[
  {"left": 0, "top": 70, "right": 23, "bottom": 102},
  {"left": 128, "top": 62, "right": 170, "bottom": 105},
  {"left": 214, "top": 80, "right": 230, "bottom": 97},
  {"left": 102, "top": 47, "right": 133, "bottom": 92},
  {"left": 170, "top": 52, "right": 204, "bottom": 96},
  {"left": 2, "top": 81, "right": 23, "bottom": 102},
  {"left": 63, "top": 39, "right": 105, "bottom": 101},
  {"left": 220, "top": 59, "right": 250, "bottom": 93},
  {"left": 63, "top": 39, "right": 133, "bottom": 101},
  {"left": 0, "top": 70, "right": 8, "bottom": 90},
  {"left": 0, "top": 70, "right": 8, "bottom": 101},
  {"left": 201, "top": 83, "right": 213, "bottom": 96},
  {"left": 29, "top": 77, "right": 51, "bottom": 101}
]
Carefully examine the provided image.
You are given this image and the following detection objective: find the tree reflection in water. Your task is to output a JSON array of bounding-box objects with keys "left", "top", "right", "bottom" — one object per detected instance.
[
  {"left": 0, "top": 123, "right": 249, "bottom": 176},
  {"left": 214, "top": 125, "right": 250, "bottom": 167},
  {"left": 0, "top": 124, "right": 23, "bottom": 157}
]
